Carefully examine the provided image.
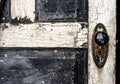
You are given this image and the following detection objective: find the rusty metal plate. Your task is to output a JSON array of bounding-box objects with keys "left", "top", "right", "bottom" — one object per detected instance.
[{"left": 92, "top": 23, "right": 109, "bottom": 68}]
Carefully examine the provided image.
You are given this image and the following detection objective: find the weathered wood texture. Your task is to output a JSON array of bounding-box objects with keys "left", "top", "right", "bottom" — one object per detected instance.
[
  {"left": 0, "top": 23, "right": 87, "bottom": 48},
  {"left": 11, "top": 0, "right": 35, "bottom": 22},
  {"left": 88, "top": 0, "right": 116, "bottom": 84},
  {"left": 0, "top": 0, "right": 88, "bottom": 48}
]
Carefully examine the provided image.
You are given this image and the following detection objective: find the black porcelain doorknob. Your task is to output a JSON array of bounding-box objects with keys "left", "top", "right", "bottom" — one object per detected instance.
[{"left": 95, "top": 32, "right": 109, "bottom": 46}]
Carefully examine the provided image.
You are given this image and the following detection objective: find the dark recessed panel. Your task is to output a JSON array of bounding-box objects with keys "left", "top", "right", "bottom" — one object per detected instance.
[
  {"left": 0, "top": 0, "right": 88, "bottom": 23},
  {"left": 0, "top": 48, "right": 87, "bottom": 84},
  {"left": 36, "top": 0, "right": 88, "bottom": 22},
  {"left": 0, "top": 0, "right": 10, "bottom": 23}
]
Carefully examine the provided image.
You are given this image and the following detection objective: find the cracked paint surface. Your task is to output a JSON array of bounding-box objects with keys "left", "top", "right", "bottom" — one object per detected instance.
[
  {"left": 88, "top": 0, "right": 116, "bottom": 84},
  {"left": 0, "top": 23, "right": 88, "bottom": 48}
]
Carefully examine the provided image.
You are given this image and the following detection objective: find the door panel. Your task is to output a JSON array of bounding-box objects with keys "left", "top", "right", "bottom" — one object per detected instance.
[
  {"left": 0, "top": 48, "right": 87, "bottom": 84},
  {"left": 0, "top": 23, "right": 88, "bottom": 48},
  {"left": 36, "top": 0, "right": 88, "bottom": 22},
  {"left": 0, "top": 0, "right": 116, "bottom": 84}
]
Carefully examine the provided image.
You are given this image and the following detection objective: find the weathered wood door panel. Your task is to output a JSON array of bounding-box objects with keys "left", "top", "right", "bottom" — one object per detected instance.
[
  {"left": 0, "top": 48, "right": 88, "bottom": 84},
  {"left": 0, "top": 0, "right": 88, "bottom": 84},
  {"left": 35, "top": 0, "right": 88, "bottom": 22},
  {"left": 0, "top": 0, "right": 116, "bottom": 84}
]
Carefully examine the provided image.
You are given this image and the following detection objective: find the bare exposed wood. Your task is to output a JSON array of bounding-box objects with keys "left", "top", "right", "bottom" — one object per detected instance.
[
  {"left": 11, "top": 0, "right": 35, "bottom": 22},
  {"left": 0, "top": 23, "right": 87, "bottom": 48},
  {"left": 88, "top": 0, "right": 116, "bottom": 84}
]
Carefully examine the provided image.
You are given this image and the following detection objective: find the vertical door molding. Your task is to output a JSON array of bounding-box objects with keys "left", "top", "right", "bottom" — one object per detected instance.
[
  {"left": 11, "top": 0, "right": 35, "bottom": 22},
  {"left": 88, "top": 0, "right": 116, "bottom": 84}
]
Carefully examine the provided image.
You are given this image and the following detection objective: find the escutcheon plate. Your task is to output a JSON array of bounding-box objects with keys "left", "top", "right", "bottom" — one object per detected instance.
[{"left": 92, "top": 23, "right": 109, "bottom": 68}]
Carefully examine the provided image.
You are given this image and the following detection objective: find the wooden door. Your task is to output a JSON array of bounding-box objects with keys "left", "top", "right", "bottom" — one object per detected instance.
[
  {"left": 88, "top": 0, "right": 116, "bottom": 84},
  {"left": 0, "top": 0, "right": 116, "bottom": 84}
]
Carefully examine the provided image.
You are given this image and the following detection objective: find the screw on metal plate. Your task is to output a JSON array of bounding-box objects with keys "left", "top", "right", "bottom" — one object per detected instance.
[{"left": 92, "top": 23, "right": 109, "bottom": 68}]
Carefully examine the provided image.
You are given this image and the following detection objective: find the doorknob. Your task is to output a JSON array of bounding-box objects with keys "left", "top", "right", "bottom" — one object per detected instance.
[
  {"left": 92, "top": 23, "right": 109, "bottom": 68},
  {"left": 95, "top": 32, "right": 109, "bottom": 46}
]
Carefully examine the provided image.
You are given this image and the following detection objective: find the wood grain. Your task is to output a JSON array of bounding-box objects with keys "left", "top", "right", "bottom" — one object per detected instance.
[{"left": 11, "top": 0, "right": 35, "bottom": 22}]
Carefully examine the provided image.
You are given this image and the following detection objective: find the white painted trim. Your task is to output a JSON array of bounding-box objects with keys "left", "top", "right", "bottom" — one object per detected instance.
[
  {"left": 0, "top": 23, "right": 87, "bottom": 48},
  {"left": 88, "top": 0, "right": 116, "bottom": 84},
  {"left": 11, "top": 0, "right": 35, "bottom": 22}
]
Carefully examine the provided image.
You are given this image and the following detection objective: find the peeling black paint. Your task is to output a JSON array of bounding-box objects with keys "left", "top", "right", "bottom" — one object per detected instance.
[
  {"left": 0, "top": 0, "right": 10, "bottom": 23},
  {"left": 0, "top": 48, "right": 88, "bottom": 84},
  {"left": 81, "top": 23, "right": 88, "bottom": 29},
  {"left": 116, "top": 0, "right": 120, "bottom": 83},
  {"left": 0, "top": 0, "right": 88, "bottom": 23},
  {"left": 35, "top": 0, "right": 88, "bottom": 22},
  {"left": 0, "top": 24, "right": 9, "bottom": 31},
  {"left": 11, "top": 16, "right": 32, "bottom": 25},
  {"left": 81, "top": 42, "right": 88, "bottom": 48}
]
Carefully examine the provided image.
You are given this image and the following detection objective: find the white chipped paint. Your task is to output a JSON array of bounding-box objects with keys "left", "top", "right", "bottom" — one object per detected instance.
[
  {"left": 0, "top": 23, "right": 87, "bottom": 48},
  {"left": 89, "top": 0, "right": 116, "bottom": 84},
  {"left": 5, "top": 0, "right": 88, "bottom": 48},
  {"left": 11, "top": 0, "right": 35, "bottom": 22}
]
